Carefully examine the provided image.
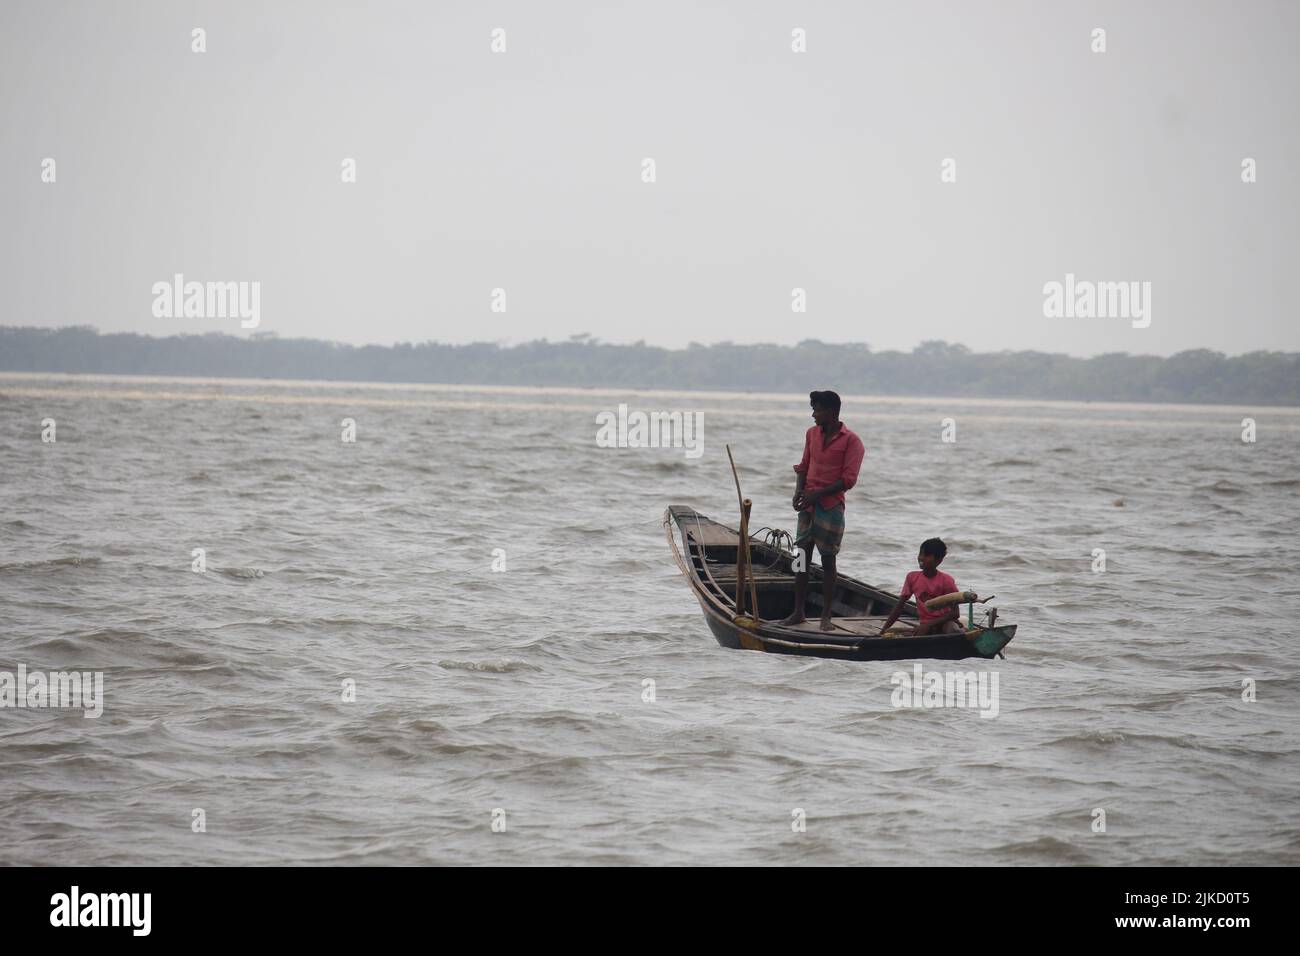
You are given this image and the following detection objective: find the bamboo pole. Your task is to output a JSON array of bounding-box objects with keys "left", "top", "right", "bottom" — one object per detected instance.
[
  {"left": 725, "top": 444, "right": 760, "bottom": 623},
  {"left": 742, "top": 499, "right": 759, "bottom": 620}
]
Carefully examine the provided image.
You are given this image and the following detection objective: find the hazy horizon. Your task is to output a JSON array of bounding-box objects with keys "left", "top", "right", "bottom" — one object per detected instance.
[
  {"left": 7, "top": 323, "right": 1297, "bottom": 405},
  {"left": 6, "top": 321, "right": 1300, "bottom": 360},
  {"left": 4, "top": 1, "right": 1297, "bottom": 357}
]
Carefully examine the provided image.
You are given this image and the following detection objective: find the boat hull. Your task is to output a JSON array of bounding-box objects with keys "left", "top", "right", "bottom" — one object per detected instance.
[
  {"left": 668, "top": 505, "right": 1018, "bottom": 663},
  {"left": 700, "top": 595, "right": 1017, "bottom": 661}
]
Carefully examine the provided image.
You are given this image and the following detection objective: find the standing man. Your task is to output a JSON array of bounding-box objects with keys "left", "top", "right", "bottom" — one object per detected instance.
[{"left": 781, "top": 390, "right": 865, "bottom": 632}]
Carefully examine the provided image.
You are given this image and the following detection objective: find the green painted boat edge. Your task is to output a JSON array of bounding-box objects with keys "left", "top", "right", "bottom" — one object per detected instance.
[{"left": 972, "top": 624, "right": 1017, "bottom": 657}]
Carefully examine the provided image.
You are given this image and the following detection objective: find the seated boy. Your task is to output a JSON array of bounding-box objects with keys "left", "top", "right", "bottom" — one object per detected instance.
[{"left": 878, "top": 538, "right": 964, "bottom": 636}]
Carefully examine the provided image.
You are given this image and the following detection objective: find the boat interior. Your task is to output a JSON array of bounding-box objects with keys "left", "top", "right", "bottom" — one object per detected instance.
[{"left": 671, "top": 507, "right": 937, "bottom": 638}]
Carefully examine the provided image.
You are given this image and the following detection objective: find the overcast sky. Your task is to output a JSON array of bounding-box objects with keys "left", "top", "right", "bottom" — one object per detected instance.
[{"left": 3, "top": 0, "right": 1296, "bottom": 356}]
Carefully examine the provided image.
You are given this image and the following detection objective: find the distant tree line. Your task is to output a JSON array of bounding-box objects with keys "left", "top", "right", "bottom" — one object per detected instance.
[{"left": 2, "top": 325, "right": 1297, "bottom": 406}]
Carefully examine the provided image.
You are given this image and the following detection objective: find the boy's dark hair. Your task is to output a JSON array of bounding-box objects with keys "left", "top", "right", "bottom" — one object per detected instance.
[
  {"left": 920, "top": 538, "right": 947, "bottom": 561},
  {"left": 809, "top": 390, "right": 842, "bottom": 416}
]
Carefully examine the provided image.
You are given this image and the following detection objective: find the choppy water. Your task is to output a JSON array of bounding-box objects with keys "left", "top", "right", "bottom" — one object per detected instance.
[{"left": 2, "top": 373, "right": 1298, "bottom": 865}]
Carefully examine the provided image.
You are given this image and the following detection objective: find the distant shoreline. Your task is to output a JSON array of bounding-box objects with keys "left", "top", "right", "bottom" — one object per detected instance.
[
  {"left": 4, "top": 370, "right": 1298, "bottom": 417},
  {"left": 3, "top": 326, "right": 1298, "bottom": 407}
]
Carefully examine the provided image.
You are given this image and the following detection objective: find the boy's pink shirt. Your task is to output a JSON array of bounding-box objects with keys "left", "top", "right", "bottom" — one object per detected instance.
[{"left": 901, "top": 570, "right": 959, "bottom": 623}]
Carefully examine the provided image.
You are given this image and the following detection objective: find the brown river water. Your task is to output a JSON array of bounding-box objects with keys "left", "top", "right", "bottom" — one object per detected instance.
[{"left": 1, "top": 373, "right": 1297, "bottom": 864}]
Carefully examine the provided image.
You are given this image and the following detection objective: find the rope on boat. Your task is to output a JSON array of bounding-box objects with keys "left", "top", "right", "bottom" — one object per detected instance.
[
  {"left": 759, "top": 636, "right": 858, "bottom": 653},
  {"left": 747, "top": 526, "right": 796, "bottom": 570},
  {"left": 665, "top": 510, "right": 794, "bottom": 614},
  {"left": 663, "top": 511, "right": 691, "bottom": 576},
  {"left": 663, "top": 508, "right": 740, "bottom": 612}
]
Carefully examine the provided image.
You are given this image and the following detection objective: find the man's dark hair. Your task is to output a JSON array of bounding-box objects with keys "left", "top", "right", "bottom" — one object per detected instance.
[
  {"left": 920, "top": 538, "right": 948, "bottom": 561},
  {"left": 809, "top": 390, "right": 842, "bottom": 416}
]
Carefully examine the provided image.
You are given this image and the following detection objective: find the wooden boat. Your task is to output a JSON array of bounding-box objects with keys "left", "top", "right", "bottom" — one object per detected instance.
[{"left": 665, "top": 505, "right": 1017, "bottom": 662}]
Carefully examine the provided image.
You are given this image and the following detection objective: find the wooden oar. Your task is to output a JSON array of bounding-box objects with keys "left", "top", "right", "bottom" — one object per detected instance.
[
  {"left": 924, "top": 591, "right": 993, "bottom": 629},
  {"left": 924, "top": 591, "right": 995, "bottom": 611}
]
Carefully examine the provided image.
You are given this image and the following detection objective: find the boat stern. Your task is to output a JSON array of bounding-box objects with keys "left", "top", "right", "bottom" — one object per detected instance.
[{"left": 971, "top": 624, "right": 1017, "bottom": 658}]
